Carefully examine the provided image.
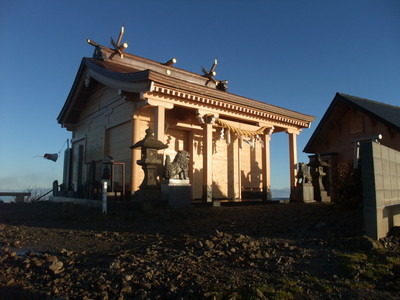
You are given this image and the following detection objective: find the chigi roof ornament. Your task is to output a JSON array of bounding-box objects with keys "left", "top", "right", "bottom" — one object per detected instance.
[
  {"left": 201, "top": 59, "right": 228, "bottom": 91},
  {"left": 87, "top": 26, "right": 128, "bottom": 59}
]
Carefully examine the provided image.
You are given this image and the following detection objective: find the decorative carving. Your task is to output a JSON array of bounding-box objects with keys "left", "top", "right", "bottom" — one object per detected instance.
[
  {"left": 164, "top": 150, "right": 190, "bottom": 180},
  {"left": 216, "top": 80, "right": 228, "bottom": 92}
]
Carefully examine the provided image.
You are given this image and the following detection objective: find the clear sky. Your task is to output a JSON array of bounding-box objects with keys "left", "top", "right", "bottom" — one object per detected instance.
[{"left": 0, "top": 0, "right": 399, "bottom": 195}]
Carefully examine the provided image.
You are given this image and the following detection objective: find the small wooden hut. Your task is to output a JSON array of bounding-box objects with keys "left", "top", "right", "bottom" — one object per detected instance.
[{"left": 303, "top": 92, "right": 400, "bottom": 202}]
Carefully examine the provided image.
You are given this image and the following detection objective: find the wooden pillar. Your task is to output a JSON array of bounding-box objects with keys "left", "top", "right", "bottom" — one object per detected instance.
[
  {"left": 131, "top": 115, "right": 141, "bottom": 192},
  {"left": 203, "top": 122, "right": 213, "bottom": 202},
  {"left": 188, "top": 130, "right": 195, "bottom": 200},
  {"left": 237, "top": 137, "right": 242, "bottom": 200},
  {"left": 262, "top": 133, "right": 272, "bottom": 200},
  {"left": 154, "top": 105, "right": 165, "bottom": 142},
  {"left": 287, "top": 129, "right": 300, "bottom": 201},
  {"left": 227, "top": 135, "right": 237, "bottom": 199}
]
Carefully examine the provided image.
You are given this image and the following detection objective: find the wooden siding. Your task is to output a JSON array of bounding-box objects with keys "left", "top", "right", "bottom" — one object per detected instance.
[
  {"left": 241, "top": 141, "right": 263, "bottom": 190},
  {"left": 106, "top": 121, "right": 132, "bottom": 190},
  {"left": 164, "top": 128, "right": 189, "bottom": 159},
  {"left": 71, "top": 139, "right": 85, "bottom": 192},
  {"left": 212, "top": 134, "right": 229, "bottom": 198},
  {"left": 312, "top": 108, "right": 400, "bottom": 166},
  {"left": 86, "top": 115, "right": 105, "bottom": 162},
  {"left": 192, "top": 132, "right": 204, "bottom": 199}
]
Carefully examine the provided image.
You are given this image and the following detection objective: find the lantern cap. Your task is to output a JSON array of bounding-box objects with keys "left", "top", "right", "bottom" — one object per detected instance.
[{"left": 130, "top": 128, "right": 168, "bottom": 150}]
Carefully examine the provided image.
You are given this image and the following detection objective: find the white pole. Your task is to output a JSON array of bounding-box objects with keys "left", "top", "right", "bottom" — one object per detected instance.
[{"left": 102, "top": 181, "right": 107, "bottom": 214}]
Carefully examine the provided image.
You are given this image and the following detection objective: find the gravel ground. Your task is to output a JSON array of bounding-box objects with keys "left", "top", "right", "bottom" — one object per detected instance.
[{"left": 0, "top": 201, "right": 399, "bottom": 299}]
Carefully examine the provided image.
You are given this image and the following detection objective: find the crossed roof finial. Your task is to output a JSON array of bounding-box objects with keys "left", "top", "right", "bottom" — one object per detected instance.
[
  {"left": 201, "top": 59, "right": 228, "bottom": 91},
  {"left": 87, "top": 26, "right": 128, "bottom": 59}
]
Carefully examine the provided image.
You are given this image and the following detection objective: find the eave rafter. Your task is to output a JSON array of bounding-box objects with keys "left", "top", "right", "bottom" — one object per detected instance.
[{"left": 147, "top": 85, "right": 311, "bottom": 129}]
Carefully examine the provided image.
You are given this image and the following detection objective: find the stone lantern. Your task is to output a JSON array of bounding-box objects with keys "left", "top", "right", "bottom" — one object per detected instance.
[
  {"left": 130, "top": 128, "right": 168, "bottom": 189},
  {"left": 130, "top": 128, "right": 168, "bottom": 209},
  {"left": 308, "top": 154, "right": 331, "bottom": 202}
]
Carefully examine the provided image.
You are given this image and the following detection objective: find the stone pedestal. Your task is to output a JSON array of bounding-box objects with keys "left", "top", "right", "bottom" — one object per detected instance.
[
  {"left": 296, "top": 183, "right": 315, "bottom": 203},
  {"left": 320, "top": 191, "right": 331, "bottom": 203},
  {"left": 133, "top": 189, "right": 166, "bottom": 210},
  {"left": 161, "top": 179, "right": 192, "bottom": 208}
]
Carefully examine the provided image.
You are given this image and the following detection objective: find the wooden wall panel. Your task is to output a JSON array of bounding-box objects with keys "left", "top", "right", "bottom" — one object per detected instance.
[
  {"left": 241, "top": 140, "right": 263, "bottom": 190},
  {"left": 212, "top": 133, "right": 229, "bottom": 198},
  {"left": 107, "top": 121, "right": 132, "bottom": 190},
  {"left": 71, "top": 139, "right": 86, "bottom": 192},
  {"left": 164, "top": 128, "right": 188, "bottom": 159},
  {"left": 108, "top": 102, "right": 135, "bottom": 127},
  {"left": 192, "top": 132, "right": 204, "bottom": 199},
  {"left": 85, "top": 115, "right": 105, "bottom": 163}
]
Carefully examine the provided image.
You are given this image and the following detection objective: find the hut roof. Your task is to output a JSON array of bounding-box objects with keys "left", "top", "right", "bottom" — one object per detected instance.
[{"left": 303, "top": 92, "right": 400, "bottom": 153}]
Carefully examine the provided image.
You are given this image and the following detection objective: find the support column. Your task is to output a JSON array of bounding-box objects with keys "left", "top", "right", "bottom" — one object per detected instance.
[
  {"left": 203, "top": 122, "right": 213, "bottom": 202},
  {"left": 135, "top": 97, "right": 173, "bottom": 142},
  {"left": 196, "top": 110, "right": 218, "bottom": 203},
  {"left": 154, "top": 105, "right": 165, "bottom": 142},
  {"left": 237, "top": 137, "right": 242, "bottom": 200},
  {"left": 132, "top": 115, "right": 141, "bottom": 193},
  {"left": 227, "top": 135, "right": 240, "bottom": 199},
  {"left": 188, "top": 130, "right": 195, "bottom": 199},
  {"left": 262, "top": 133, "right": 272, "bottom": 200},
  {"left": 287, "top": 129, "right": 300, "bottom": 201}
]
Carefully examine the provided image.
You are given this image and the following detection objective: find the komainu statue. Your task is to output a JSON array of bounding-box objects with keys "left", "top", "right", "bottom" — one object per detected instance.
[
  {"left": 164, "top": 150, "right": 190, "bottom": 180},
  {"left": 297, "top": 162, "right": 312, "bottom": 185},
  {"left": 296, "top": 162, "right": 314, "bottom": 203}
]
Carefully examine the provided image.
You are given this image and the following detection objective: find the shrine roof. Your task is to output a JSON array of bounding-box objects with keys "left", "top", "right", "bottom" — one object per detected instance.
[{"left": 58, "top": 46, "right": 315, "bottom": 127}]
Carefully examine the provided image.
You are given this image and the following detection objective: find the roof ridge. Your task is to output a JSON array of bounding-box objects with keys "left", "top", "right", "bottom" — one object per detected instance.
[
  {"left": 337, "top": 92, "right": 400, "bottom": 110},
  {"left": 96, "top": 46, "right": 216, "bottom": 81}
]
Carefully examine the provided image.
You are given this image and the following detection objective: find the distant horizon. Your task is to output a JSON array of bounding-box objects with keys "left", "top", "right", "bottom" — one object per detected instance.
[{"left": 0, "top": 187, "right": 290, "bottom": 201}]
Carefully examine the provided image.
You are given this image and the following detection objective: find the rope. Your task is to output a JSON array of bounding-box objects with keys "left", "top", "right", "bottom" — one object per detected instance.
[
  {"left": 31, "top": 183, "right": 62, "bottom": 202},
  {"left": 57, "top": 139, "right": 69, "bottom": 155},
  {"left": 205, "top": 114, "right": 270, "bottom": 137},
  {"left": 32, "top": 139, "right": 68, "bottom": 160}
]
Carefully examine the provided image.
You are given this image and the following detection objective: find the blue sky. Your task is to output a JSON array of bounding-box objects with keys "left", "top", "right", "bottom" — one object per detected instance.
[{"left": 0, "top": 0, "right": 399, "bottom": 194}]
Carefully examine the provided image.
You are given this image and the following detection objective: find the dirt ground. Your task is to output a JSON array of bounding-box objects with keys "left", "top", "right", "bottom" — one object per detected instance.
[{"left": 0, "top": 201, "right": 399, "bottom": 299}]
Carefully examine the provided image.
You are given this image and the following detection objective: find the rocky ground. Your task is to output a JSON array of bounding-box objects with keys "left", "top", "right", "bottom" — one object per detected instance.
[{"left": 0, "top": 201, "right": 399, "bottom": 300}]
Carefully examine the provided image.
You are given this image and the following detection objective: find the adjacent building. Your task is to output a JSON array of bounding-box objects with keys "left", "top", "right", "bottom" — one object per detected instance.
[{"left": 303, "top": 92, "right": 400, "bottom": 201}]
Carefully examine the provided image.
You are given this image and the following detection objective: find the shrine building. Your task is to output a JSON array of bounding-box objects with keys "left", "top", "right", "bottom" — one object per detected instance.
[{"left": 57, "top": 29, "right": 315, "bottom": 202}]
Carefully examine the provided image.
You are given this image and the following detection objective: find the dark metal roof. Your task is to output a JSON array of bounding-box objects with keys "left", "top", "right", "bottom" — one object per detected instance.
[
  {"left": 303, "top": 92, "right": 400, "bottom": 153},
  {"left": 337, "top": 93, "right": 400, "bottom": 130}
]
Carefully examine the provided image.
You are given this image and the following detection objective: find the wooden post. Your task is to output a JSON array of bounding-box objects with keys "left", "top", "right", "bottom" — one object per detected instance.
[
  {"left": 188, "top": 130, "right": 195, "bottom": 199},
  {"left": 203, "top": 122, "right": 213, "bottom": 202},
  {"left": 132, "top": 115, "right": 141, "bottom": 192},
  {"left": 154, "top": 105, "right": 165, "bottom": 142},
  {"left": 102, "top": 181, "right": 107, "bottom": 214},
  {"left": 238, "top": 137, "right": 242, "bottom": 200},
  {"left": 287, "top": 129, "right": 300, "bottom": 201},
  {"left": 262, "top": 133, "right": 272, "bottom": 200}
]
